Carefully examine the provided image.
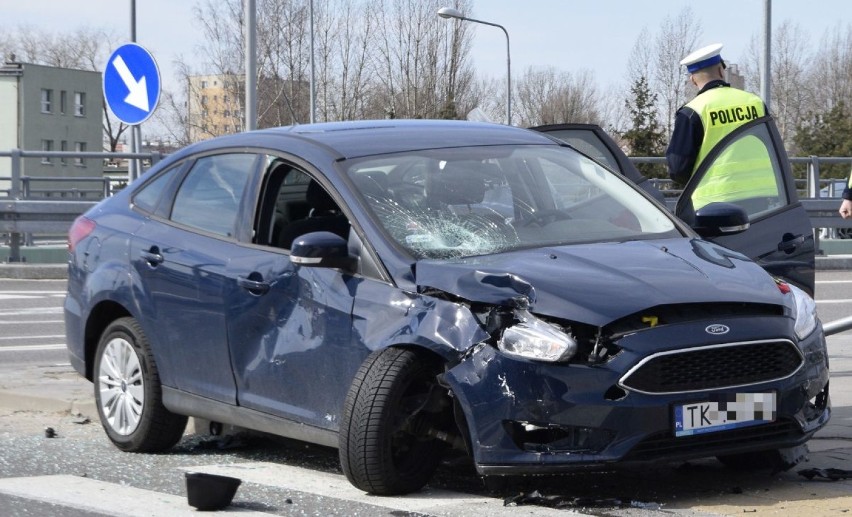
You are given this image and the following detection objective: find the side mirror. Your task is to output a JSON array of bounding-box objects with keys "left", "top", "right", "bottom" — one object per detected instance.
[
  {"left": 290, "top": 231, "right": 356, "bottom": 271},
  {"left": 691, "top": 202, "right": 750, "bottom": 237}
]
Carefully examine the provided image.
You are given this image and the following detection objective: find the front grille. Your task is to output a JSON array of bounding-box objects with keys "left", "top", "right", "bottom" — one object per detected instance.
[
  {"left": 620, "top": 340, "right": 802, "bottom": 394},
  {"left": 624, "top": 419, "right": 801, "bottom": 461}
]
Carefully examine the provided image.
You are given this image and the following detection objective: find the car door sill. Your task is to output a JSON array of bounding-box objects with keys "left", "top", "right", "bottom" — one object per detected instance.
[{"left": 162, "top": 387, "right": 338, "bottom": 449}]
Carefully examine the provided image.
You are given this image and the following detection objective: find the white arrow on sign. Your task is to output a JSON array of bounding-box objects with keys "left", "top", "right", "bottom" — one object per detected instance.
[{"left": 112, "top": 55, "right": 150, "bottom": 112}]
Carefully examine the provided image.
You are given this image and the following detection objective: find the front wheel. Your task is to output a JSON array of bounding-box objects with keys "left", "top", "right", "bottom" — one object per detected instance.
[
  {"left": 339, "top": 348, "right": 448, "bottom": 495},
  {"left": 93, "top": 317, "right": 187, "bottom": 452}
]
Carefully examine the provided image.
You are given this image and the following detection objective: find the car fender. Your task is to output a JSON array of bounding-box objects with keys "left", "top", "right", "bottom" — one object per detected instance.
[{"left": 351, "top": 280, "right": 491, "bottom": 363}]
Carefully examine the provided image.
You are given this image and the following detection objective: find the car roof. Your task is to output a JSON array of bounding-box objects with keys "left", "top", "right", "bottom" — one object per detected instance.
[{"left": 186, "top": 119, "right": 559, "bottom": 160}]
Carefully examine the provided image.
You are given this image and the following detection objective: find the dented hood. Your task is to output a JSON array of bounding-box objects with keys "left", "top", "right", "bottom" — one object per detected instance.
[{"left": 415, "top": 238, "right": 786, "bottom": 326}]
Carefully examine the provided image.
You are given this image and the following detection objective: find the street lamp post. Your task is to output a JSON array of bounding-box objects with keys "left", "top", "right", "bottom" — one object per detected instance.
[{"left": 437, "top": 7, "right": 511, "bottom": 126}]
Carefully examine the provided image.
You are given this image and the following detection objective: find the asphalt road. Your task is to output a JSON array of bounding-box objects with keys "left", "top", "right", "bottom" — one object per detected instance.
[{"left": 1, "top": 274, "right": 852, "bottom": 516}]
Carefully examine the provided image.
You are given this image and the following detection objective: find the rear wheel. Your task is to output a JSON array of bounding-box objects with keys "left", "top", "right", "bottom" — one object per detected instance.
[
  {"left": 339, "top": 348, "right": 447, "bottom": 495},
  {"left": 94, "top": 317, "right": 187, "bottom": 452}
]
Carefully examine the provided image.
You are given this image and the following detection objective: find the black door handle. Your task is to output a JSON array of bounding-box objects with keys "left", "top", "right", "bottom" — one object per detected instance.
[
  {"left": 778, "top": 234, "right": 805, "bottom": 254},
  {"left": 238, "top": 275, "right": 271, "bottom": 295},
  {"left": 140, "top": 248, "right": 163, "bottom": 266}
]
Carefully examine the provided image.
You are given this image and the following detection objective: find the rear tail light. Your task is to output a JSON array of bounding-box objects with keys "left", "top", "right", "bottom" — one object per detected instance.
[{"left": 68, "top": 216, "right": 96, "bottom": 252}]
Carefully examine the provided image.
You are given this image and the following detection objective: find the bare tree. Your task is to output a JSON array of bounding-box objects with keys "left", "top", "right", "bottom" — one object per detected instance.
[
  {"left": 741, "top": 21, "right": 811, "bottom": 145},
  {"left": 625, "top": 8, "right": 700, "bottom": 137},
  {"left": 365, "top": 0, "right": 476, "bottom": 119},
  {"left": 652, "top": 7, "right": 701, "bottom": 135},
  {"left": 150, "top": 60, "right": 195, "bottom": 147},
  {"left": 514, "top": 67, "right": 602, "bottom": 126},
  {"left": 807, "top": 23, "right": 852, "bottom": 115}
]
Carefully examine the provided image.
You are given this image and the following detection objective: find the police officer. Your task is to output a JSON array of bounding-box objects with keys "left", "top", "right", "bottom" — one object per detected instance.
[
  {"left": 666, "top": 44, "right": 768, "bottom": 202},
  {"left": 839, "top": 175, "right": 852, "bottom": 219}
]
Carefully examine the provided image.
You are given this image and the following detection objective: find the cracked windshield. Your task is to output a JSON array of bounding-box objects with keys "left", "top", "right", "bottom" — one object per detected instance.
[{"left": 346, "top": 145, "right": 678, "bottom": 259}]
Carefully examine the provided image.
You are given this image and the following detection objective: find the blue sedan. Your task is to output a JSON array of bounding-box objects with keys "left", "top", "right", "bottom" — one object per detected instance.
[{"left": 64, "top": 119, "right": 829, "bottom": 495}]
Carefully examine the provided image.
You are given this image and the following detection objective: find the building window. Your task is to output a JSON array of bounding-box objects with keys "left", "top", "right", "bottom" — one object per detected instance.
[
  {"left": 60, "top": 141, "right": 68, "bottom": 165},
  {"left": 224, "top": 110, "right": 230, "bottom": 117},
  {"left": 41, "top": 140, "right": 53, "bottom": 163},
  {"left": 74, "top": 92, "right": 86, "bottom": 116},
  {"left": 201, "top": 80, "right": 208, "bottom": 88},
  {"left": 60, "top": 91, "right": 67, "bottom": 114},
  {"left": 201, "top": 95, "right": 208, "bottom": 105},
  {"left": 74, "top": 142, "right": 87, "bottom": 166},
  {"left": 41, "top": 89, "right": 53, "bottom": 113}
]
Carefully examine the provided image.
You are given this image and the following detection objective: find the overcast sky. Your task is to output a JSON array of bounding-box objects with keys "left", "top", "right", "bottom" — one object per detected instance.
[{"left": 7, "top": 1, "right": 851, "bottom": 99}]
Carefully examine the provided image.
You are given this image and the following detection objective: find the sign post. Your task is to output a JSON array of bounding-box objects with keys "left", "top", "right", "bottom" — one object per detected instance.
[{"left": 103, "top": 43, "right": 161, "bottom": 182}]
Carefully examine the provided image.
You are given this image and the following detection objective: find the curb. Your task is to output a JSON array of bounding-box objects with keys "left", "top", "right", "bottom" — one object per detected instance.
[
  {"left": 818, "top": 254, "right": 852, "bottom": 271},
  {"left": 0, "top": 389, "right": 97, "bottom": 419}
]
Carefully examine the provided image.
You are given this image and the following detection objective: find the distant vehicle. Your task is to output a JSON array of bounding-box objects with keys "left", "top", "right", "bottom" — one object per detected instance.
[{"left": 65, "top": 119, "right": 828, "bottom": 495}]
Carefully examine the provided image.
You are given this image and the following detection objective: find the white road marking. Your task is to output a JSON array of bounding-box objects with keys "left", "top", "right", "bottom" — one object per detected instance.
[
  {"left": 0, "top": 319, "right": 64, "bottom": 324},
  {"left": 185, "top": 462, "right": 572, "bottom": 516},
  {"left": 0, "top": 344, "right": 66, "bottom": 352},
  {"left": 0, "top": 335, "right": 65, "bottom": 341},
  {"left": 0, "top": 308, "right": 63, "bottom": 316},
  {"left": 0, "top": 474, "right": 273, "bottom": 516},
  {"left": 0, "top": 291, "right": 67, "bottom": 295}
]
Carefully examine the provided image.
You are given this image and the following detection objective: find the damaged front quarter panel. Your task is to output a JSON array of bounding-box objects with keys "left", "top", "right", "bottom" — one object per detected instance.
[{"left": 350, "top": 277, "right": 492, "bottom": 360}]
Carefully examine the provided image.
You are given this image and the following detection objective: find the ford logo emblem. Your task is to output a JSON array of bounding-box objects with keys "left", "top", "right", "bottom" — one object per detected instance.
[{"left": 705, "top": 324, "right": 730, "bottom": 335}]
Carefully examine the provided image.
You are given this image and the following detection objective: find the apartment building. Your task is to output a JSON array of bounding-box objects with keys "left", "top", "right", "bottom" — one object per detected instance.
[
  {"left": 187, "top": 74, "right": 244, "bottom": 143},
  {"left": 0, "top": 59, "right": 102, "bottom": 196}
]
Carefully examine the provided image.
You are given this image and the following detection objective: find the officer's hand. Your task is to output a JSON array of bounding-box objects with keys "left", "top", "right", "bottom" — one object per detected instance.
[{"left": 840, "top": 199, "right": 852, "bottom": 219}]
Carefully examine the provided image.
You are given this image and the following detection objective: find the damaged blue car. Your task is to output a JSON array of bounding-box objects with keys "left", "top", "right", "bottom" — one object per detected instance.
[{"left": 64, "top": 118, "right": 829, "bottom": 495}]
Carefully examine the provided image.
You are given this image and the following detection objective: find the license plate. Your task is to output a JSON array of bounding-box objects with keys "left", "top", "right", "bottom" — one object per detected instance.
[{"left": 674, "top": 392, "right": 776, "bottom": 437}]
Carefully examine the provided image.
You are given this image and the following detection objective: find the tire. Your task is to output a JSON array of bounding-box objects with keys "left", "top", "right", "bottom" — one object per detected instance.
[
  {"left": 339, "top": 348, "right": 446, "bottom": 495},
  {"left": 93, "top": 317, "right": 187, "bottom": 452}
]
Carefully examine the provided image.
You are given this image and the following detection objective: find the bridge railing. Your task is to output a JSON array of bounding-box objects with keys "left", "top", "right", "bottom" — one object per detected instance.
[{"left": 1, "top": 150, "right": 851, "bottom": 263}]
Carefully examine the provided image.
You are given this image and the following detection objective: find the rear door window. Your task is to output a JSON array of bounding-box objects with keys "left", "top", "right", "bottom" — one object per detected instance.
[{"left": 170, "top": 154, "right": 257, "bottom": 237}]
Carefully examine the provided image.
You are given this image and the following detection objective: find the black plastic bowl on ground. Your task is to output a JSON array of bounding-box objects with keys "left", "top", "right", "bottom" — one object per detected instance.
[{"left": 185, "top": 472, "right": 242, "bottom": 511}]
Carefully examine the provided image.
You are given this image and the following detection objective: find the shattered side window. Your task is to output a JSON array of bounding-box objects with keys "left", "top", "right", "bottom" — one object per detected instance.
[{"left": 345, "top": 146, "right": 679, "bottom": 260}]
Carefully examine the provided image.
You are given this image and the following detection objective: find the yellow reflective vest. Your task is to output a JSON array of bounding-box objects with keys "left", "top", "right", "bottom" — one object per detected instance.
[{"left": 686, "top": 87, "right": 776, "bottom": 208}]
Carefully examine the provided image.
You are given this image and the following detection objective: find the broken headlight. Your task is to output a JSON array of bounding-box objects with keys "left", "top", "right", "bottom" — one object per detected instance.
[{"left": 498, "top": 312, "right": 577, "bottom": 362}]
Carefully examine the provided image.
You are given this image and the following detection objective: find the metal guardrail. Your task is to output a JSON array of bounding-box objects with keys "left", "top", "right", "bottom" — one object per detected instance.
[
  {"left": 1, "top": 149, "right": 161, "bottom": 261},
  {"left": 1, "top": 149, "right": 851, "bottom": 256}
]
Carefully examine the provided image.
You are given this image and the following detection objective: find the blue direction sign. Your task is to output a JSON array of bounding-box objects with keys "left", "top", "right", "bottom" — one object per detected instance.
[{"left": 103, "top": 43, "right": 161, "bottom": 125}]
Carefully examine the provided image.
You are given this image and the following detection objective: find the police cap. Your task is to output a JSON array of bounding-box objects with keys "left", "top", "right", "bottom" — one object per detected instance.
[{"left": 680, "top": 43, "right": 724, "bottom": 73}]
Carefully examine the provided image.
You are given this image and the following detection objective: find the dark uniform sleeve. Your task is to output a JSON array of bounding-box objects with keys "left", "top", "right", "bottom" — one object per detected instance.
[
  {"left": 844, "top": 170, "right": 852, "bottom": 200},
  {"left": 666, "top": 107, "right": 704, "bottom": 186}
]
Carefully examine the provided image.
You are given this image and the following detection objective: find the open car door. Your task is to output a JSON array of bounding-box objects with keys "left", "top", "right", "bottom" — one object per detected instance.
[
  {"left": 530, "top": 123, "right": 666, "bottom": 203},
  {"left": 530, "top": 118, "right": 815, "bottom": 295},
  {"left": 675, "top": 116, "right": 814, "bottom": 295}
]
